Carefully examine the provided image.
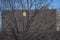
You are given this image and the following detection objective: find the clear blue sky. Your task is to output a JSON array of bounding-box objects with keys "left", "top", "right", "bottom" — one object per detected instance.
[{"left": 50, "top": 0, "right": 60, "bottom": 9}]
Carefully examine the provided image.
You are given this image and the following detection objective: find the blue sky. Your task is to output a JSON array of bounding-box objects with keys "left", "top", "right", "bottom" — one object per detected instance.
[
  {"left": 50, "top": 0, "right": 60, "bottom": 9},
  {"left": 0, "top": 0, "right": 60, "bottom": 10}
]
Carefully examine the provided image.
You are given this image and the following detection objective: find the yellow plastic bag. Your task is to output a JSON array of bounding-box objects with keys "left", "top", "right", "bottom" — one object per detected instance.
[{"left": 23, "top": 12, "right": 26, "bottom": 16}]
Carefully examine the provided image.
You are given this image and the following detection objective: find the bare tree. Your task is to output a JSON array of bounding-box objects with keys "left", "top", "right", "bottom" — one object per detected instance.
[{"left": 1, "top": 0, "right": 53, "bottom": 40}]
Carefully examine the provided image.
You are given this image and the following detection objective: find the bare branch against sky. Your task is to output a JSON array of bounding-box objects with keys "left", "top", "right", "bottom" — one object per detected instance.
[{"left": 0, "top": 0, "right": 53, "bottom": 10}]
